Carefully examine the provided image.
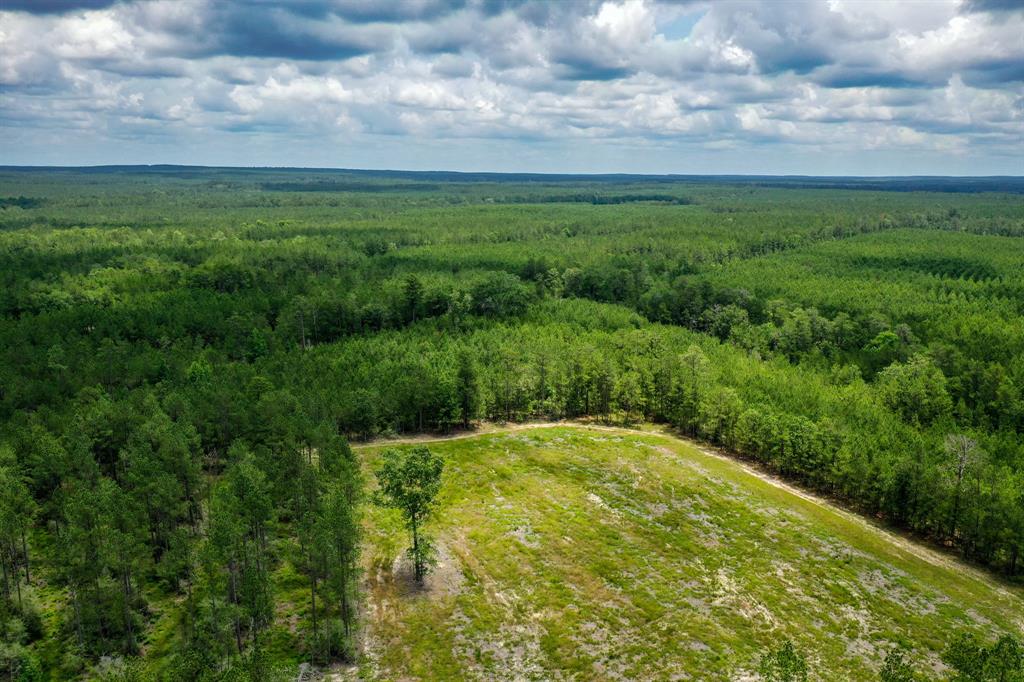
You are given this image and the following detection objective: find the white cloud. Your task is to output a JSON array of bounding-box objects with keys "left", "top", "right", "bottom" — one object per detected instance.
[
  {"left": 592, "top": 0, "right": 656, "bottom": 44},
  {"left": 0, "top": 0, "right": 1021, "bottom": 172},
  {"left": 51, "top": 11, "right": 134, "bottom": 60}
]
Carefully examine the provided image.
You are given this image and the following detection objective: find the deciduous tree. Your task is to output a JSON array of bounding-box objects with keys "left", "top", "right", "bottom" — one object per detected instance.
[{"left": 375, "top": 446, "right": 443, "bottom": 584}]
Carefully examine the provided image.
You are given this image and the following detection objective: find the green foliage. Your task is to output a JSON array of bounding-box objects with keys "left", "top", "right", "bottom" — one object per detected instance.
[
  {"left": 0, "top": 168, "right": 1020, "bottom": 676},
  {"left": 943, "top": 632, "right": 1024, "bottom": 682},
  {"left": 318, "top": 476, "right": 361, "bottom": 659},
  {"left": 0, "top": 616, "right": 42, "bottom": 682},
  {"left": 759, "top": 640, "right": 809, "bottom": 682},
  {"left": 880, "top": 649, "right": 918, "bottom": 682},
  {"left": 456, "top": 349, "right": 480, "bottom": 429},
  {"left": 878, "top": 354, "right": 953, "bottom": 426},
  {"left": 470, "top": 272, "right": 531, "bottom": 317},
  {"left": 375, "top": 446, "right": 444, "bottom": 583},
  {"left": 0, "top": 457, "right": 34, "bottom": 609}
]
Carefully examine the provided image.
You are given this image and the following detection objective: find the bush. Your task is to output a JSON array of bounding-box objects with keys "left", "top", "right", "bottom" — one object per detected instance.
[{"left": 759, "top": 639, "right": 808, "bottom": 682}]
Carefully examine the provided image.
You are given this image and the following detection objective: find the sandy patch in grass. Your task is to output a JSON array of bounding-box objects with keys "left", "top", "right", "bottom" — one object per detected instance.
[
  {"left": 449, "top": 602, "right": 549, "bottom": 680},
  {"left": 396, "top": 541, "right": 466, "bottom": 599},
  {"left": 508, "top": 521, "right": 541, "bottom": 549}
]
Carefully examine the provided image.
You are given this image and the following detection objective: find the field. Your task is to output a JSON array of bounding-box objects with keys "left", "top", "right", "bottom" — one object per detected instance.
[
  {"left": 359, "top": 426, "right": 1023, "bottom": 681},
  {"left": 0, "top": 167, "right": 1022, "bottom": 679}
]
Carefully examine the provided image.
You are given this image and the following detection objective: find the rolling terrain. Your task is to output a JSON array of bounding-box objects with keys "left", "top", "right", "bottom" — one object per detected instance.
[
  {"left": 357, "top": 425, "right": 1023, "bottom": 681},
  {"left": 1, "top": 168, "right": 1021, "bottom": 679}
]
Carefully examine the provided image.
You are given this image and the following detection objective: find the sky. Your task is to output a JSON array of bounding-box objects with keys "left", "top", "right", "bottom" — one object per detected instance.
[{"left": 1, "top": 0, "right": 1022, "bottom": 175}]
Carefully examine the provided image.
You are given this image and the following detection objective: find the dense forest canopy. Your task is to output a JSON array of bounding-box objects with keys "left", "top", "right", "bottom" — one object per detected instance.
[{"left": 0, "top": 168, "right": 1021, "bottom": 679}]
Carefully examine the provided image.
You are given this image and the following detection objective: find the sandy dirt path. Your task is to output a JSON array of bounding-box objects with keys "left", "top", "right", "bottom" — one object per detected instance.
[{"left": 354, "top": 420, "right": 1023, "bottom": 603}]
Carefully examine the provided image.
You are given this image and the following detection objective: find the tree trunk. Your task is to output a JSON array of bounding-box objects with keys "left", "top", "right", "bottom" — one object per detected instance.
[
  {"left": 229, "top": 559, "right": 243, "bottom": 654},
  {"left": 185, "top": 479, "right": 196, "bottom": 533},
  {"left": 340, "top": 563, "right": 351, "bottom": 639},
  {"left": 20, "top": 530, "right": 29, "bottom": 582},
  {"left": 122, "top": 567, "right": 135, "bottom": 651},
  {"left": 310, "top": 573, "right": 318, "bottom": 663},
  {"left": 411, "top": 515, "right": 421, "bottom": 584},
  {"left": 13, "top": 555, "right": 22, "bottom": 611},
  {"left": 949, "top": 479, "right": 962, "bottom": 542},
  {"left": 72, "top": 590, "right": 85, "bottom": 649},
  {"left": 0, "top": 554, "right": 9, "bottom": 601}
]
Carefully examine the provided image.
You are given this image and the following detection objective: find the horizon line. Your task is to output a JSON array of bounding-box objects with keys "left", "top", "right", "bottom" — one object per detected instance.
[{"left": 1, "top": 164, "right": 1022, "bottom": 180}]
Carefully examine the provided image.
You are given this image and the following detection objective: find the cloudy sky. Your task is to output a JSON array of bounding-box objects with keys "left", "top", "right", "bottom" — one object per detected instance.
[{"left": 1, "top": 0, "right": 1022, "bottom": 174}]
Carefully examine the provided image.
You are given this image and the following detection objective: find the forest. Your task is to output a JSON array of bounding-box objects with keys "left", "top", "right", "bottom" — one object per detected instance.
[{"left": 0, "top": 167, "right": 1022, "bottom": 680}]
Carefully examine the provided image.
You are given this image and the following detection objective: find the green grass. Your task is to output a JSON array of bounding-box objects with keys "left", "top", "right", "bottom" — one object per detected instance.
[{"left": 358, "top": 426, "right": 1023, "bottom": 681}]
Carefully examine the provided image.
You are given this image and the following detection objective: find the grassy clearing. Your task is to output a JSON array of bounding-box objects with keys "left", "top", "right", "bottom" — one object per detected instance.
[{"left": 357, "top": 426, "right": 1023, "bottom": 681}]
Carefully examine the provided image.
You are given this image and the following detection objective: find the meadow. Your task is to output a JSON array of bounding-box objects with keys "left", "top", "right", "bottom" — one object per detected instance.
[{"left": 359, "top": 426, "right": 1023, "bottom": 681}]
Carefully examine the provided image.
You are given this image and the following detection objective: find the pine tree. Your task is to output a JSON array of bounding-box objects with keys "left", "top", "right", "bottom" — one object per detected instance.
[{"left": 375, "top": 446, "right": 443, "bottom": 584}]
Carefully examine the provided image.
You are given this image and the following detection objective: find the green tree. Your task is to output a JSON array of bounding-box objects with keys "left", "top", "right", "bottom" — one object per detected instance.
[
  {"left": 759, "top": 639, "right": 808, "bottom": 682},
  {"left": 943, "top": 632, "right": 1023, "bottom": 682},
  {"left": 0, "top": 617, "right": 41, "bottom": 682},
  {"left": 204, "top": 453, "right": 274, "bottom": 656},
  {"left": 470, "top": 272, "right": 530, "bottom": 317},
  {"left": 877, "top": 354, "right": 952, "bottom": 425},
  {"left": 697, "top": 386, "right": 742, "bottom": 447},
  {"left": 121, "top": 438, "right": 182, "bottom": 561},
  {"left": 456, "top": 349, "right": 480, "bottom": 429},
  {"left": 615, "top": 370, "right": 644, "bottom": 424},
  {"left": 403, "top": 275, "right": 424, "bottom": 323},
  {"left": 0, "top": 457, "right": 35, "bottom": 610},
  {"left": 203, "top": 482, "right": 246, "bottom": 656},
  {"left": 60, "top": 478, "right": 114, "bottom": 653},
  {"left": 675, "top": 345, "right": 710, "bottom": 434},
  {"left": 944, "top": 434, "right": 981, "bottom": 542},
  {"left": 295, "top": 463, "right": 326, "bottom": 661},
  {"left": 375, "top": 446, "right": 444, "bottom": 584},
  {"left": 321, "top": 479, "right": 361, "bottom": 656},
  {"left": 97, "top": 479, "right": 147, "bottom": 653},
  {"left": 880, "top": 648, "right": 917, "bottom": 682}
]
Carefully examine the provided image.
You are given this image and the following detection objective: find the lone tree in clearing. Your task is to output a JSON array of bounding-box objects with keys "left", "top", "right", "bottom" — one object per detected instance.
[{"left": 375, "top": 446, "right": 444, "bottom": 584}]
